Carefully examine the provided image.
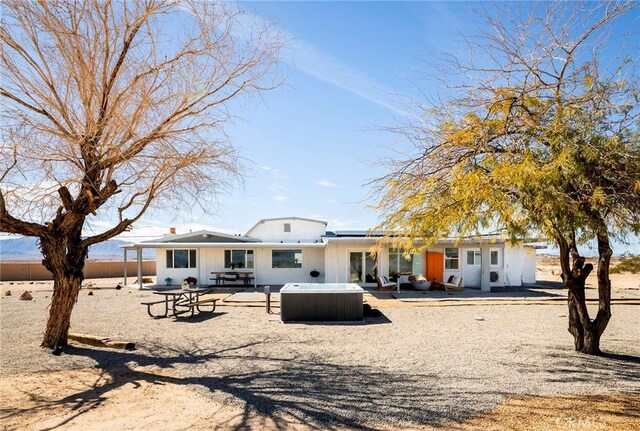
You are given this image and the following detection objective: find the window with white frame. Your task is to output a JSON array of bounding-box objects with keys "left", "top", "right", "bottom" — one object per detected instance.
[
  {"left": 466, "top": 250, "right": 481, "bottom": 266},
  {"left": 272, "top": 249, "right": 302, "bottom": 268},
  {"left": 490, "top": 250, "right": 500, "bottom": 266},
  {"left": 166, "top": 249, "right": 197, "bottom": 268},
  {"left": 224, "top": 250, "right": 254, "bottom": 269},
  {"left": 284, "top": 223, "right": 291, "bottom": 232},
  {"left": 444, "top": 248, "right": 459, "bottom": 269},
  {"left": 388, "top": 248, "right": 415, "bottom": 278}
]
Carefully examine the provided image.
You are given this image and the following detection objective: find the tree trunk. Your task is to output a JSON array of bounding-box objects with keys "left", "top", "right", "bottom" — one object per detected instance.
[
  {"left": 587, "top": 232, "right": 613, "bottom": 355},
  {"left": 567, "top": 291, "right": 585, "bottom": 351},
  {"left": 39, "top": 234, "right": 87, "bottom": 349},
  {"left": 561, "top": 231, "right": 613, "bottom": 356},
  {"left": 569, "top": 289, "right": 603, "bottom": 355},
  {"left": 41, "top": 272, "right": 84, "bottom": 348},
  {"left": 566, "top": 276, "right": 597, "bottom": 354}
]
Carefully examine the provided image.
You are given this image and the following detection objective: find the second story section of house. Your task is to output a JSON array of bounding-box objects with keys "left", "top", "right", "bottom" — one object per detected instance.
[{"left": 245, "top": 217, "right": 327, "bottom": 243}]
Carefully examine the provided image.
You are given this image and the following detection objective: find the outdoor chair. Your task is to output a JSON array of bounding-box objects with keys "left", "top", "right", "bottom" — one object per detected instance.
[
  {"left": 376, "top": 275, "right": 396, "bottom": 291},
  {"left": 442, "top": 275, "right": 463, "bottom": 291}
]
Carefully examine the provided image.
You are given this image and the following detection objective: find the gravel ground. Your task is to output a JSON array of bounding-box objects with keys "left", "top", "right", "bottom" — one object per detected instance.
[{"left": 1, "top": 287, "right": 639, "bottom": 428}]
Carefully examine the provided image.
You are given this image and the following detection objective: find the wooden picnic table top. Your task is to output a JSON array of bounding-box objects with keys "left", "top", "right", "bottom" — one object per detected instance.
[
  {"left": 210, "top": 271, "right": 254, "bottom": 275},
  {"left": 153, "top": 287, "right": 212, "bottom": 296}
]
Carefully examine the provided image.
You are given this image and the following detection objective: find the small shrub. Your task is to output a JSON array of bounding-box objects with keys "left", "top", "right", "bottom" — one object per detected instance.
[{"left": 610, "top": 255, "right": 640, "bottom": 274}]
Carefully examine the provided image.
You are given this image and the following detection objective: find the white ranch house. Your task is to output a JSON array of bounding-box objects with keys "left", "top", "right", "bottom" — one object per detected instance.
[{"left": 123, "top": 217, "right": 538, "bottom": 291}]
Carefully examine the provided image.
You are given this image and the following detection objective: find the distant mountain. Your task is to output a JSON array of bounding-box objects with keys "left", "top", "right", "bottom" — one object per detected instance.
[{"left": 0, "top": 237, "right": 155, "bottom": 261}]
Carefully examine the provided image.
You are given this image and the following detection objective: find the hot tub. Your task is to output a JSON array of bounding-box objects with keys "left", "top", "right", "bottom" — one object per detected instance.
[{"left": 280, "top": 283, "right": 364, "bottom": 322}]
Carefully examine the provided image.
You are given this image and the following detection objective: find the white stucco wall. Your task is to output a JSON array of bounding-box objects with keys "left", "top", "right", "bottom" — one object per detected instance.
[
  {"left": 323, "top": 242, "right": 380, "bottom": 286},
  {"left": 253, "top": 246, "right": 325, "bottom": 285},
  {"left": 324, "top": 243, "right": 355, "bottom": 284},
  {"left": 488, "top": 245, "right": 506, "bottom": 287},
  {"left": 503, "top": 244, "right": 537, "bottom": 286},
  {"left": 246, "top": 218, "right": 326, "bottom": 242},
  {"left": 522, "top": 246, "right": 537, "bottom": 284},
  {"left": 151, "top": 237, "right": 537, "bottom": 288},
  {"left": 155, "top": 247, "right": 202, "bottom": 286},
  {"left": 461, "top": 247, "right": 482, "bottom": 287},
  {"left": 157, "top": 246, "right": 326, "bottom": 286},
  {"left": 458, "top": 245, "right": 508, "bottom": 288},
  {"left": 425, "top": 245, "right": 509, "bottom": 288},
  {"left": 323, "top": 243, "right": 340, "bottom": 283}
]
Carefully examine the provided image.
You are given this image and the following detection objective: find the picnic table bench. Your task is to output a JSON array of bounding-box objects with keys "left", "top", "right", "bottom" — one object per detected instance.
[
  {"left": 142, "top": 299, "right": 170, "bottom": 318},
  {"left": 181, "top": 298, "right": 218, "bottom": 309},
  {"left": 210, "top": 271, "right": 255, "bottom": 286}
]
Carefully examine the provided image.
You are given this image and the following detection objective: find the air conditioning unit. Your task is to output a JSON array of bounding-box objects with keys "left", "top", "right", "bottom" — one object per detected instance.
[{"left": 489, "top": 270, "right": 503, "bottom": 285}]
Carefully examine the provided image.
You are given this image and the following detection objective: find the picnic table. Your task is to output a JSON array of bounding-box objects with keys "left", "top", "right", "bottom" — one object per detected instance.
[
  {"left": 142, "top": 287, "right": 217, "bottom": 318},
  {"left": 210, "top": 271, "right": 255, "bottom": 286}
]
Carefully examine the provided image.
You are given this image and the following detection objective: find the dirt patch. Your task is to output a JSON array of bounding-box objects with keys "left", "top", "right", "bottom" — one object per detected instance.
[
  {"left": 0, "top": 367, "right": 307, "bottom": 431},
  {"left": 454, "top": 392, "right": 640, "bottom": 431},
  {"left": 1, "top": 368, "right": 638, "bottom": 431}
]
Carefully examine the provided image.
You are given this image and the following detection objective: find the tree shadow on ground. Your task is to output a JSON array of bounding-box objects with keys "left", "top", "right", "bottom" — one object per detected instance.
[
  {"left": 504, "top": 344, "right": 640, "bottom": 385},
  {"left": 1, "top": 341, "right": 506, "bottom": 431},
  {"left": 170, "top": 311, "right": 227, "bottom": 323}
]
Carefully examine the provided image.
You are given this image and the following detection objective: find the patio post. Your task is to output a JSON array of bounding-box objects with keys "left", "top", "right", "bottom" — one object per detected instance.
[
  {"left": 137, "top": 247, "right": 143, "bottom": 289},
  {"left": 123, "top": 248, "right": 128, "bottom": 286},
  {"left": 480, "top": 246, "right": 491, "bottom": 292}
]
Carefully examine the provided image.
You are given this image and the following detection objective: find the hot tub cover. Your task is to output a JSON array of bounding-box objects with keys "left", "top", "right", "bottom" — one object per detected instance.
[{"left": 281, "top": 283, "right": 363, "bottom": 294}]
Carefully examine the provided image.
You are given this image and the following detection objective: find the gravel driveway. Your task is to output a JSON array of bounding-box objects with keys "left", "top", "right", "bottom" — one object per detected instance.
[{"left": 1, "top": 288, "right": 639, "bottom": 427}]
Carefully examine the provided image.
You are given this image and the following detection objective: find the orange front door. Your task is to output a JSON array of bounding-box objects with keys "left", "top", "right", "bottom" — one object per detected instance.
[{"left": 426, "top": 252, "right": 444, "bottom": 282}]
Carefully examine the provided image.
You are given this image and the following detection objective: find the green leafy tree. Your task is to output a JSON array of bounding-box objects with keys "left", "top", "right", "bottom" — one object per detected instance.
[
  {"left": 1, "top": 0, "right": 281, "bottom": 350},
  {"left": 375, "top": 1, "right": 640, "bottom": 354}
]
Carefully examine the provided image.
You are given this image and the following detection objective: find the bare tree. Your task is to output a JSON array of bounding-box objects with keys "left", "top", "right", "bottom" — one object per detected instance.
[{"left": 1, "top": 0, "right": 281, "bottom": 349}]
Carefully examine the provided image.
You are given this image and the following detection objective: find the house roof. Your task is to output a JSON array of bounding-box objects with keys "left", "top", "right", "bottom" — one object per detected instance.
[
  {"left": 123, "top": 222, "right": 542, "bottom": 249},
  {"left": 122, "top": 241, "right": 326, "bottom": 249},
  {"left": 140, "top": 230, "right": 259, "bottom": 244},
  {"left": 324, "top": 230, "right": 385, "bottom": 237},
  {"left": 322, "top": 235, "right": 542, "bottom": 245},
  {"left": 245, "top": 217, "right": 327, "bottom": 236}
]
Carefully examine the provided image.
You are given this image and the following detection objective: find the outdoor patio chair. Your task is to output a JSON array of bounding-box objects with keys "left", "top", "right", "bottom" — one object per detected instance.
[
  {"left": 376, "top": 275, "right": 396, "bottom": 291},
  {"left": 442, "top": 276, "right": 463, "bottom": 291}
]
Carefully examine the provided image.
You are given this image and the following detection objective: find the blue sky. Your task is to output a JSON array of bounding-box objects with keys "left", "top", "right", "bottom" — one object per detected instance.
[
  {"left": 3, "top": 1, "right": 637, "bottom": 255},
  {"left": 110, "top": 1, "right": 639, "bottom": 257},
  {"left": 127, "top": 1, "right": 479, "bottom": 238}
]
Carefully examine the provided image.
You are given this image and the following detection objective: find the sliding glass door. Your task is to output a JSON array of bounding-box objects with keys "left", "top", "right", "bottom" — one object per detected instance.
[{"left": 349, "top": 251, "right": 377, "bottom": 285}]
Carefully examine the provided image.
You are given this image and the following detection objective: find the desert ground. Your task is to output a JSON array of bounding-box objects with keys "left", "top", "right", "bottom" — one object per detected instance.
[{"left": 0, "top": 256, "right": 639, "bottom": 430}]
